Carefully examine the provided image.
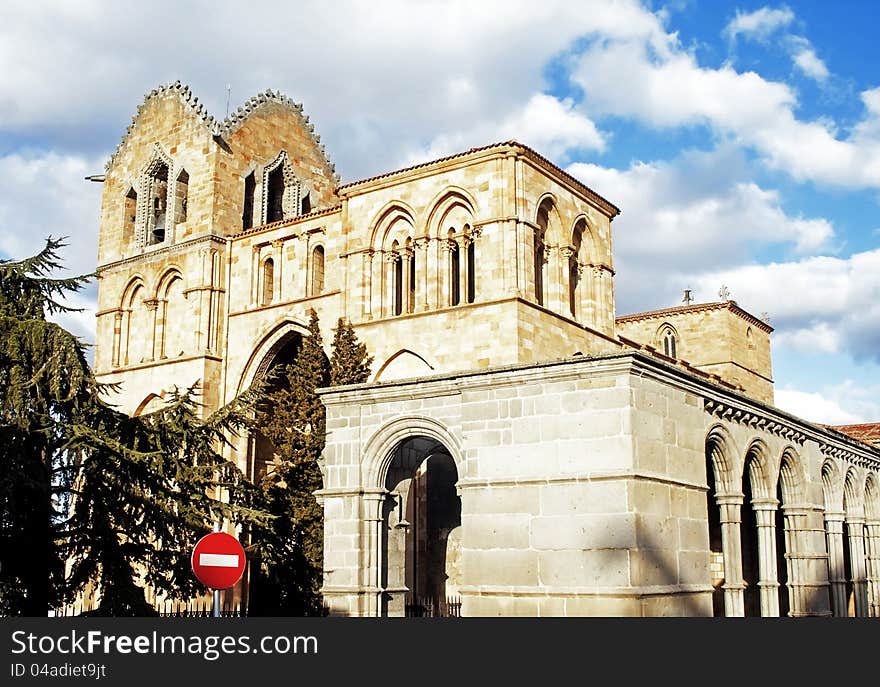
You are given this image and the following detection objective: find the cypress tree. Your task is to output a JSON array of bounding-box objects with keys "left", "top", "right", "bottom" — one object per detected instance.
[
  {"left": 251, "top": 309, "right": 329, "bottom": 615},
  {"left": 329, "top": 318, "right": 373, "bottom": 386}
]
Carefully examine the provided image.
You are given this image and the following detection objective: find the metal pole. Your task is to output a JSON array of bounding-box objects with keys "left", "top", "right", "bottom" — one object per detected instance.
[{"left": 213, "top": 589, "right": 221, "bottom": 618}]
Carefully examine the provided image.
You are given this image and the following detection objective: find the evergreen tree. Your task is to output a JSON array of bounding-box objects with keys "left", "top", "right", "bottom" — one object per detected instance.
[
  {"left": 0, "top": 238, "right": 268, "bottom": 616},
  {"left": 250, "top": 312, "right": 373, "bottom": 615},
  {"left": 64, "top": 384, "right": 267, "bottom": 615},
  {"left": 330, "top": 318, "right": 373, "bottom": 386},
  {"left": 0, "top": 237, "right": 92, "bottom": 616},
  {"left": 251, "top": 309, "right": 329, "bottom": 615}
]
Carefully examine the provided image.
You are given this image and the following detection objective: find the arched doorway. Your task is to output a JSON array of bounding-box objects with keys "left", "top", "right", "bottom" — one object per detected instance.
[{"left": 380, "top": 436, "right": 461, "bottom": 617}]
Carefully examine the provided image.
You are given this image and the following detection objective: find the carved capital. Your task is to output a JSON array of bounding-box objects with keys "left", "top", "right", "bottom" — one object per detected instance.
[
  {"left": 561, "top": 246, "right": 576, "bottom": 259},
  {"left": 143, "top": 298, "right": 160, "bottom": 311},
  {"left": 271, "top": 238, "right": 284, "bottom": 250}
]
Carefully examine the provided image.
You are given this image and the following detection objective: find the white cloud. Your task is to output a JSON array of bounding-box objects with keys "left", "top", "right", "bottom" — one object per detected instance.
[
  {"left": 789, "top": 39, "right": 830, "bottom": 82},
  {"left": 689, "top": 249, "right": 880, "bottom": 364},
  {"left": 0, "top": 0, "right": 661, "bottom": 181},
  {"left": 773, "top": 322, "right": 840, "bottom": 354},
  {"left": 408, "top": 93, "right": 605, "bottom": 166},
  {"left": 774, "top": 388, "right": 863, "bottom": 425},
  {"left": 0, "top": 151, "right": 103, "bottom": 344},
  {"left": 571, "top": 12, "right": 880, "bottom": 190},
  {"left": 724, "top": 6, "right": 794, "bottom": 42},
  {"left": 566, "top": 146, "right": 835, "bottom": 311}
]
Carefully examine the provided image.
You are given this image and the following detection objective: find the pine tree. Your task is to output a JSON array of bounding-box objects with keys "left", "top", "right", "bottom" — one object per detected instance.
[
  {"left": 0, "top": 237, "right": 92, "bottom": 616},
  {"left": 330, "top": 318, "right": 373, "bottom": 386}
]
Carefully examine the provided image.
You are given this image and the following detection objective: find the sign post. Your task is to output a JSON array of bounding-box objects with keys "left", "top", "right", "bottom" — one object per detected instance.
[{"left": 191, "top": 532, "right": 247, "bottom": 617}]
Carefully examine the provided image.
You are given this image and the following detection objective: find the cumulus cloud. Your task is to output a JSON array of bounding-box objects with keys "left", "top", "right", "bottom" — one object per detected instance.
[
  {"left": 567, "top": 146, "right": 835, "bottom": 311},
  {"left": 688, "top": 249, "right": 880, "bottom": 364},
  {"left": 788, "top": 37, "right": 830, "bottom": 82},
  {"left": 774, "top": 388, "right": 864, "bottom": 425},
  {"left": 0, "top": 0, "right": 659, "bottom": 180},
  {"left": 723, "top": 6, "right": 795, "bottom": 42},
  {"left": 572, "top": 10, "right": 874, "bottom": 188},
  {"left": 407, "top": 94, "right": 605, "bottom": 166}
]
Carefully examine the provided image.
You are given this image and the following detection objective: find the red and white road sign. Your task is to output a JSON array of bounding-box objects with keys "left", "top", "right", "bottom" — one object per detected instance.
[{"left": 191, "top": 532, "right": 246, "bottom": 590}]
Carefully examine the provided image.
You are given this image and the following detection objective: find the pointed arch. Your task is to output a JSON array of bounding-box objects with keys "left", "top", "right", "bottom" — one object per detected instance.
[
  {"left": 424, "top": 187, "right": 478, "bottom": 238},
  {"left": 374, "top": 349, "right": 435, "bottom": 382},
  {"left": 368, "top": 201, "right": 418, "bottom": 250},
  {"left": 657, "top": 322, "right": 680, "bottom": 359},
  {"left": 236, "top": 317, "right": 312, "bottom": 395},
  {"left": 261, "top": 149, "right": 303, "bottom": 224},
  {"left": 844, "top": 467, "right": 865, "bottom": 516}
]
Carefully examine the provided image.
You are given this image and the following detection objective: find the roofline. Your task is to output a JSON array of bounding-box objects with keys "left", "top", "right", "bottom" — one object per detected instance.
[
  {"left": 616, "top": 300, "right": 774, "bottom": 333},
  {"left": 335, "top": 141, "right": 621, "bottom": 218}
]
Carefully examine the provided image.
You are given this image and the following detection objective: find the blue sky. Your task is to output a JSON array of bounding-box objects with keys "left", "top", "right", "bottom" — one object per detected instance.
[{"left": 1, "top": 0, "right": 879, "bottom": 424}]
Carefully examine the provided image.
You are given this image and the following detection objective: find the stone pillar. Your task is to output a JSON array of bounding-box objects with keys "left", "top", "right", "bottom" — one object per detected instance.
[
  {"left": 402, "top": 247, "right": 414, "bottom": 314},
  {"left": 717, "top": 495, "right": 745, "bottom": 617},
  {"left": 458, "top": 238, "right": 468, "bottom": 306},
  {"left": 362, "top": 490, "right": 387, "bottom": 617},
  {"left": 416, "top": 239, "right": 429, "bottom": 311},
  {"left": 753, "top": 498, "right": 780, "bottom": 616},
  {"left": 560, "top": 247, "right": 575, "bottom": 319},
  {"left": 144, "top": 298, "right": 159, "bottom": 363},
  {"left": 865, "top": 521, "right": 880, "bottom": 617},
  {"left": 362, "top": 250, "right": 374, "bottom": 320},
  {"left": 249, "top": 245, "right": 260, "bottom": 307},
  {"left": 111, "top": 311, "right": 123, "bottom": 368},
  {"left": 824, "top": 510, "right": 847, "bottom": 616},
  {"left": 271, "top": 239, "right": 284, "bottom": 301},
  {"left": 780, "top": 506, "right": 820, "bottom": 617},
  {"left": 846, "top": 515, "right": 869, "bottom": 617},
  {"left": 439, "top": 239, "right": 453, "bottom": 307}
]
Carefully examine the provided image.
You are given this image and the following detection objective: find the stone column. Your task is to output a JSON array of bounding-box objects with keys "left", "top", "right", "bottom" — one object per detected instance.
[
  {"left": 459, "top": 237, "right": 469, "bottom": 306},
  {"left": 560, "top": 247, "right": 576, "bottom": 319},
  {"left": 865, "top": 520, "right": 880, "bottom": 617},
  {"left": 717, "top": 495, "right": 745, "bottom": 617},
  {"left": 144, "top": 298, "right": 159, "bottom": 363},
  {"left": 111, "top": 311, "right": 123, "bottom": 368},
  {"left": 249, "top": 245, "right": 260, "bottom": 307},
  {"left": 780, "top": 506, "right": 822, "bottom": 617},
  {"left": 402, "top": 247, "right": 414, "bottom": 314},
  {"left": 362, "top": 250, "right": 374, "bottom": 320},
  {"left": 362, "top": 490, "right": 388, "bottom": 617},
  {"left": 753, "top": 498, "right": 780, "bottom": 616},
  {"left": 824, "top": 510, "right": 847, "bottom": 616},
  {"left": 271, "top": 239, "right": 284, "bottom": 301},
  {"left": 385, "top": 252, "right": 399, "bottom": 317},
  {"left": 416, "top": 239, "right": 430, "bottom": 311},
  {"left": 846, "top": 515, "right": 869, "bottom": 617},
  {"left": 439, "top": 239, "right": 453, "bottom": 307}
]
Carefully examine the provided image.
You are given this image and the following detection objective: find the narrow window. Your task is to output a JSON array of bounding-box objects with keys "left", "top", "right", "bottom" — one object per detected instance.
[
  {"left": 175, "top": 169, "right": 189, "bottom": 225},
  {"left": 266, "top": 165, "right": 285, "bottom": 223},
  {"left": 262, "top": 258, "right": 274, "bottom": 305},
  {"left": 450, "top": 242, "right": 460, "bottom": 306},
  {"left": 393, "top": 252, "right": 403, "bottom": 316},
  {"left": 662, "top": 328, "right": 677, "bottom": 358},
  {"left": 301, "top": 192, "right": 311, "bottom": 215},
  {"left": 568, "top": 255, "right": 578, "bottom": 317},
  {"left": 311, "top": 245, "right": 325, "bottom": 295},
  {"left": 123, "top": 187, "right": 137, "bottom": 243},
  {"left": 466, "top": 239, "right": 476, "bottom": 304},
  {"left": 147, "top": 161, "right": 169, "bottom": 245},
  {"left": 533, "top": 231, "right": 544, "bottom": 305},
  {"left": 407, "top": 248, "right": 416, "bottom": 313},
  {"left": 243, "top": 172, "right": 256, "bottom": 230}
]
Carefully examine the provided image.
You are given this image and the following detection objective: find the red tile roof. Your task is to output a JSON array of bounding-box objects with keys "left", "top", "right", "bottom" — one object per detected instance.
[{"left": 828, "top": 423, "right": 880, "bottom": 447}]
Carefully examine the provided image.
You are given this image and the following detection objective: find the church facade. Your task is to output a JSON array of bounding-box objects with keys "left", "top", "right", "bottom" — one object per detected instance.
[{"left": 93, "top": 82, "right": 880, "bottom": 616}]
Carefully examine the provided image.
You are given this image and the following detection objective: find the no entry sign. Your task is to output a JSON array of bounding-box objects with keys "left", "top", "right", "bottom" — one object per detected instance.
[{"left": 191, "top": 532, "right": 246, "bottom": 590}]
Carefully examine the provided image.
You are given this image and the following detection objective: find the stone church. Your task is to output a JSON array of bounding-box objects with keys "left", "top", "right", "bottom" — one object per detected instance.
[{"left": 92, "top": 82, "right": 880, "bottom": 617}]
